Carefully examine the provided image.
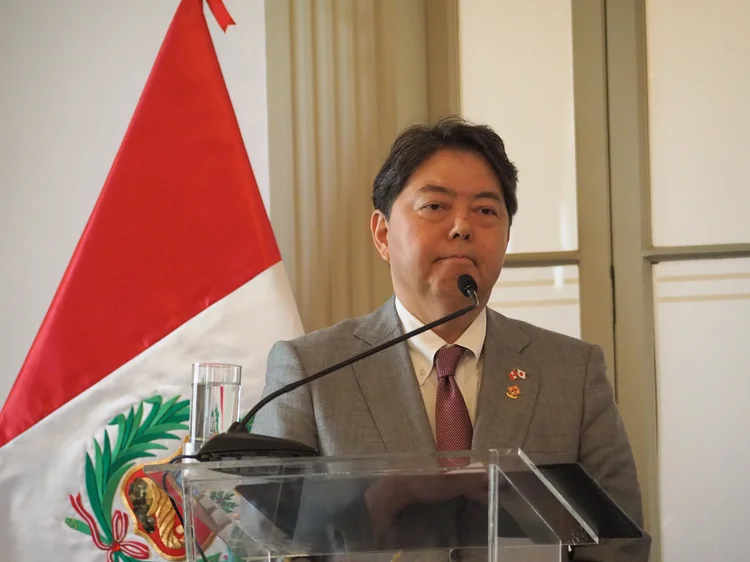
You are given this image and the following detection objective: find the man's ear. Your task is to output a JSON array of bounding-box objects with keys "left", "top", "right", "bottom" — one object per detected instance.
[{"left": 370, "top": 210, "right": 390, "bottom": 263}]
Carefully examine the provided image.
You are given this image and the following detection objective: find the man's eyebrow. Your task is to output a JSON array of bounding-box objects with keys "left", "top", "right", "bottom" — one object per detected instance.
[
  {"left": 417, "top": 184, "right": 455, "bottom": 196},
  {"left": 418, "top": 184, "right": 503, "bottom": 202},
  {"left": 475, "top": 191, "right": 503, "bottom": 202}
]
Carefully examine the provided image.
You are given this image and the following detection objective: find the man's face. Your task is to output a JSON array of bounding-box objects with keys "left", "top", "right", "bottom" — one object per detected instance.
[{"left": 371, "top": 149, "right": 510, "bottom": 315}]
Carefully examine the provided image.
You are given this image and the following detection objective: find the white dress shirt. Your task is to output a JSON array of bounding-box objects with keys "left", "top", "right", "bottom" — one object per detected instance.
[{"left": 394, "top": 297, "right": 487, "bottom": 441}]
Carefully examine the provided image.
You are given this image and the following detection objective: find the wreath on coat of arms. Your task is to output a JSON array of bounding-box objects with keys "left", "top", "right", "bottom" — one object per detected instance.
[{"left": 64, "top": 395, "right": 228, "bottom": 562}]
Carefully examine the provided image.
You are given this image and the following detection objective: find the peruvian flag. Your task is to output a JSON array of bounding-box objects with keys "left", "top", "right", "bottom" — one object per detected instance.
[{"left": 0, "top": 1, "right": 302, "bottom": 560}]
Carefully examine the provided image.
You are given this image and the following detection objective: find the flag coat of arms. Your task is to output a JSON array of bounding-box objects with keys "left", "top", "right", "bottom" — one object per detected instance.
[{"left": 0, "top": 1, "right": 303, "bottom": 560}]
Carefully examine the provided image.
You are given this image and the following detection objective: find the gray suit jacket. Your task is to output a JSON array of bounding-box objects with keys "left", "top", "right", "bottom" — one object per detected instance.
[{"left": 252, "top": 298, "right": 650, "bottom": 561}]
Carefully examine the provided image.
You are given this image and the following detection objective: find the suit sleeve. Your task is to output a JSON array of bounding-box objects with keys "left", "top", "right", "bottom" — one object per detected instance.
[
  {"left": 250, "top": 340, "right": 319, "bottom": 451},
  {"left": 571, "top": 345, "right": 652, "bottom": 562}
]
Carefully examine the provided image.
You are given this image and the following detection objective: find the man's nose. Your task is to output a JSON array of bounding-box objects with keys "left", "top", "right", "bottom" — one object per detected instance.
[{"left": 450, "top": 215, "right": 472, "bottom": 241}]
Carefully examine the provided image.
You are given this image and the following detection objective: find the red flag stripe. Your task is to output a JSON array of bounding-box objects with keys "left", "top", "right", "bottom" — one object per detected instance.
[{"left": 0, "top": 0, "right": 279, "bottom": 446}]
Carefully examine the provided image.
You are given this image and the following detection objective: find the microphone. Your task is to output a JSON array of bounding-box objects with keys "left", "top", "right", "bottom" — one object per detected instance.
[
  {"left": 194, "top": 274, "right": 480, "bottom": 461},
  {"left": 457, "top": 272, "right": 478, "bottom": 302}
]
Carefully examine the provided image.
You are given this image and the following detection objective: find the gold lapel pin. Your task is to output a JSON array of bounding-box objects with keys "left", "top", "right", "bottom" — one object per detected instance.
[{"left": 506, "top": 384, "right": 521, "bottom": 399}]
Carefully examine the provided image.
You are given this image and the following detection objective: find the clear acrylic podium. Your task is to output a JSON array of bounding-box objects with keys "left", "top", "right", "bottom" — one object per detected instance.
[{"left": 144, "top": 449, "right": 606, "bottom": 562}]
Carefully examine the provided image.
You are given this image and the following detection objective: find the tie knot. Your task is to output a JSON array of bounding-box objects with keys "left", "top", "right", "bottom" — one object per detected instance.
[{"left": 435, "top": 345, "right": 466, "bottom": 379}]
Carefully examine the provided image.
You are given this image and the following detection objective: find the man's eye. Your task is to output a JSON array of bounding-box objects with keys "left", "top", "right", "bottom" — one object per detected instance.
[
  {"left": 423, "top": 203, "right": 444, "bottom": 211},
  {"left": 477, "top": 207, "right": 498, "bottom": 216}
]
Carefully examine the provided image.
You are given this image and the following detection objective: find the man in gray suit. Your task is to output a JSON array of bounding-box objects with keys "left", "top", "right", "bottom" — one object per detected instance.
[{"left": 252, "top": 117, "right": 650, "bottom": 561}]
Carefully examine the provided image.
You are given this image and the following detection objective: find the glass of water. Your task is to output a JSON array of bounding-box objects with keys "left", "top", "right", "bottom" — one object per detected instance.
[{"left": 188, "top": 362, "right": 242, "bottom": 452}]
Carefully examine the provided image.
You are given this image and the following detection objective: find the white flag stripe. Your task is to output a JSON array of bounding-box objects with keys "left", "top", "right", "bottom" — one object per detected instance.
[{"left": 0, "top": 261, "right": 302, "bottom": 561}]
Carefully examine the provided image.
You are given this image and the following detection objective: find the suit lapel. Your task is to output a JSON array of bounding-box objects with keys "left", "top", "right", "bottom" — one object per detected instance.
[
  {"left": 352, "top": 299, "right": 435, "bottom": 454},
  {"left": 473, "top": 311, "right": 540, "bottom": 452}
]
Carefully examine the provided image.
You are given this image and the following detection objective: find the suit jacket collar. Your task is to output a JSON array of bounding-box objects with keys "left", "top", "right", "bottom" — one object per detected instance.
[
  {"left": 352, "top": 296, "right": 401, "bottom": 346},
  {"left": 351, "top": 297, "right": 542, "bottom": 455},
  {"left": 473, "top": 309, "right": 540, "bottom": 452},
  {"left": 351, "top": 297, "right": 435, "bottom": 454}
]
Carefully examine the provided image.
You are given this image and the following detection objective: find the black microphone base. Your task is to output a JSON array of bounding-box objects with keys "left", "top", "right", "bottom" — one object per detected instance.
[{"left": 195, "top": 431, "right": 319, "bottom": 462}]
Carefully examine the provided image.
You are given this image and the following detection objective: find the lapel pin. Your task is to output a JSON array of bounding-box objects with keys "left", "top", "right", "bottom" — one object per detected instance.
[
  {"left": 508, "top": 368, "right": 519, "bottom": 381},
  {"left": 506, "top": 384, "right": 521, "bottom": 399},
  {"left": 517, "top": 369, "right": 527, "bottom": 380}
]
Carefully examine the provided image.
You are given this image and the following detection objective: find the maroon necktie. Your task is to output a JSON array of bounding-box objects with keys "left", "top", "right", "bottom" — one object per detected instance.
[{"left": 435, "top": 345, "right": 473, "bottom": 465}]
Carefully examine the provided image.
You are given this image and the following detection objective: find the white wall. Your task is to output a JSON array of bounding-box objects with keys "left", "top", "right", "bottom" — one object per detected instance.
[
  {"left": 646, "top": 0, "right": 750, "bottom": 247},
  {"left": 645, "top": 1, "right": 750, "bottom": 561},
  {"left": 0, "top": 0, "right": 269, "bottom": 409}
]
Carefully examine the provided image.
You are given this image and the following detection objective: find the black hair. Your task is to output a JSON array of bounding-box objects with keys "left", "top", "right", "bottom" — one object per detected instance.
[{"left": 372, "top": 116, "right": 518, "bottom": 223}]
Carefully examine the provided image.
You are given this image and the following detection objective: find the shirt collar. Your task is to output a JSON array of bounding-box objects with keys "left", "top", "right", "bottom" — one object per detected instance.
[{"left": 394, "top": 296, "right": 487, "bottom": 383}]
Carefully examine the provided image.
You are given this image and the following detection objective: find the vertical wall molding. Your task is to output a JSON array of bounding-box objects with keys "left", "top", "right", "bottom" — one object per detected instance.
[
  {"left": 426, "top": 0, "right": 460, "bottom": 120},
  {"left": 571, "top": 1, "right": 617, "bottom": 385},
  {"left": 267, "top": 0, "right": 459, "bottom": 332},
  {"left": 605, "top": 1, "right": 661, "bottom": 559}
]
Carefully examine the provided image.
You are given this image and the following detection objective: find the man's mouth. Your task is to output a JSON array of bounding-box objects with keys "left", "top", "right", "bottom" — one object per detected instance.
[{"left": 438, "top": 255, "right": 475, "bottom": 265}]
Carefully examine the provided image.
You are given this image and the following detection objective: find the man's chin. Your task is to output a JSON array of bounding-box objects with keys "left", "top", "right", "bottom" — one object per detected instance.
[
  {"left": 430, "top": 285, "right": 477, "bottom": 308},
  {"left": 434, "top": 267, "right": 479, "bottom": 286},
  {"left": 433, "top": 261, "right": 477, "bottom": 281}
]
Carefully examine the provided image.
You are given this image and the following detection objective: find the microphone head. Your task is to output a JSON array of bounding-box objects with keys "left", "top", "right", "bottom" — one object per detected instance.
[{"left": 457, "top": 274, "right": 478, "bottom": 298}]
